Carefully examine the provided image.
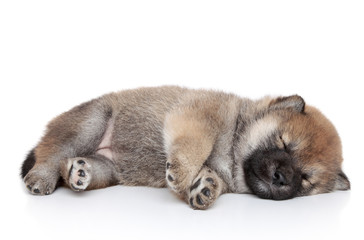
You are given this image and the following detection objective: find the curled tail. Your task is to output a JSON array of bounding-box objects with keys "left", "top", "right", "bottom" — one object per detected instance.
[{"left": 20, "top": 148, "right": 36, "bottom": 179}]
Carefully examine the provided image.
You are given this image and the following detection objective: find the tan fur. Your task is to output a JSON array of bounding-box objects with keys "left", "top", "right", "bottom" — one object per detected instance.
[
  {"left": 21, "top": 86, "right": 350, "bottom": 209},
  {"left": 164, "top": 92, "right": 232, "bottom": 199},
  {"left": 280, "top": 106, "right": 345, "bottom": 195}
]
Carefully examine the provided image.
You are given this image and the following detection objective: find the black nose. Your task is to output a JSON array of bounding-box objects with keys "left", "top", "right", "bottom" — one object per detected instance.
[{"left": 272, "top": 171, "right": 287, "bottom": 186}]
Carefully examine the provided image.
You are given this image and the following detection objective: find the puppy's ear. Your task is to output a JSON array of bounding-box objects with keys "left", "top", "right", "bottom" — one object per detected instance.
[
  {"left": 334, "top": 170, "right": 351, "bottom": 191},
  {"left": 269, "top": 95, "right": 305, "bottom": 113}
]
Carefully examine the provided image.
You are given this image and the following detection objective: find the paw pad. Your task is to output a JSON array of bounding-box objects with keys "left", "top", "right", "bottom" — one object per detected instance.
[
  {"left": 188, "top": 167, "right": 221, "bottom": 210},
  {"left": 68, "top": 158, "right": 91, "bottom": 191}
]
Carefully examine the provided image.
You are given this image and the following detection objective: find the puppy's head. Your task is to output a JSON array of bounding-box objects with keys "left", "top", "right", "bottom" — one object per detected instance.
[{"left": 235, "top": 95, "right": 350, "bottom": 200}]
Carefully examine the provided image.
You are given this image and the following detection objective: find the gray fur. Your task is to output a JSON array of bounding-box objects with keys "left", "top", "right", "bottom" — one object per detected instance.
[{"left": 21, "top": 86, "right": 349, "bottom": 209}]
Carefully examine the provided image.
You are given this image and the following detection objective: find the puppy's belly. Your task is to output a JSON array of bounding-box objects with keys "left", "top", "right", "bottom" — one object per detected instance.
[
  {"left": 92, "top": 116, "right": 166, "bottom": 187},
  {"left": 95, "top": 117, "right": 114, "bottom": 160}
]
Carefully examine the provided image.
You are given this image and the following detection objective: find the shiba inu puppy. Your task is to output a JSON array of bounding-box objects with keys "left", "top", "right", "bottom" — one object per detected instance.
[{"left": 21, "top": 86, "right": 350, "bottom": 209}]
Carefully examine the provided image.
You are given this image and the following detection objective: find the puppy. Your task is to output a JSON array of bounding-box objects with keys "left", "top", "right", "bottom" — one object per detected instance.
[{"left": 21, "top": 86, "right": 350, "bottom": 209}]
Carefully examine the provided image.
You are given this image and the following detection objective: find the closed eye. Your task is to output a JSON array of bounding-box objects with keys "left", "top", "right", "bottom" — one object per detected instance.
[
  {"left": 279, "top": 136, "right": 288, "bottom": 152},
  {"left": 301, "top": 173, "right": 315, "bottom": 188},
  {"left": 302, "top": 174, "right": 310, "bottom": 184},
  {"left": 301, "top": 173, "right": 308, "bottom": 180},
  {"left": 299, "top": 174, "right": 316, "bottom": 196}
]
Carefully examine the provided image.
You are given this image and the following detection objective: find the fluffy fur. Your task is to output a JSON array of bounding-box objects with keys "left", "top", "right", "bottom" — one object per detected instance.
[{"left": 21, "top": 86, "right": 350, "bottom": 209}]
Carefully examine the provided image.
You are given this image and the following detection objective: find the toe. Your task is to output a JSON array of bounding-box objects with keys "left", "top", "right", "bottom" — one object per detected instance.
[
  {"left": 33, "top": 188, "right": 40, "bottom": 194},
  {"left": 77, "top": 160, "right": 85, "bottom": 165},
  {"left": 201, "top": 187, "right": 211, "bottom": 197},
  {"left": 78, "top": 170, "right": 85, "bottom": 177}
]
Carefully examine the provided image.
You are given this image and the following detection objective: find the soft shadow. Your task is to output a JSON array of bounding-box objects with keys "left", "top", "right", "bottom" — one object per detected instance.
[{"left": 219, "top": 191, "right": 351, "bottom": 239}]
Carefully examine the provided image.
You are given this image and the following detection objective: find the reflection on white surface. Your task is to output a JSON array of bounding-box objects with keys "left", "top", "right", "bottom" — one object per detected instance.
[{"left": 18, "top": 185, "right": 354, "bottom": 240}]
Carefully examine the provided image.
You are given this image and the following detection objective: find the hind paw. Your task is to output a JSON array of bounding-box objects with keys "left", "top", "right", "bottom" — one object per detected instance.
[
  {"left": 24, "top": 164, "right": 59, "bottom": 195},
  {"left": 67, "top": 158, "right": 92, "bottom": 191}
]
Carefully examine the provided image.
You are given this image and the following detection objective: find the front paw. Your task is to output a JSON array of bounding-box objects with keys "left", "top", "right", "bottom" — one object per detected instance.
[
  {"left": 188, "top": 167, "right": 222, "bottom": 210},
  {"left": 165, "top": 160, "right": 195, "bottom": 194},
  {"left": 24, "top": 165, "right": 59, "bottom": 195}
]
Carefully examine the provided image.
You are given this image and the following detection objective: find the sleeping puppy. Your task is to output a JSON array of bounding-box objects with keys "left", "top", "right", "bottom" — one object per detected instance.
[{"left": 21, "top": 86, "right": 350, "bottom": 209}]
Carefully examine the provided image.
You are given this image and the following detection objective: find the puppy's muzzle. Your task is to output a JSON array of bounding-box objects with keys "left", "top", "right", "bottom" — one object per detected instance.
[{"left": 244, "top": 149, "right": 301, "bottom": 200}]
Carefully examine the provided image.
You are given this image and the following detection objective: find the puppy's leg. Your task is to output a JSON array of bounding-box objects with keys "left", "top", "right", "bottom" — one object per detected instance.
[
  {"left": 23, "top": 98, "right": 113, "bottom": 195},
  {"left": 164, "top": 109, "right": 217, "bottom": 200},
  {"left": 188, "top": 166, "right": 227, "bottom": 210},
  {"left": 60, "top": 155, "right": 120, "bottom": 191}
]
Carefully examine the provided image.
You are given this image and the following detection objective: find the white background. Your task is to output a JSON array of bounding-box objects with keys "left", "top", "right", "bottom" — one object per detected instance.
[{"left": 1, "top": 1, "right": 363, "bottom": 239}]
